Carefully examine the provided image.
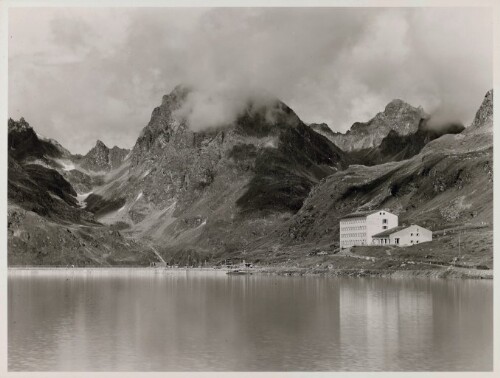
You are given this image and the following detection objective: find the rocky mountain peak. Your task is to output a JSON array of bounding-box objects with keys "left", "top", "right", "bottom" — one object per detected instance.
[
  {"left": 468, "top": 89, "right": 493, "bottom": 132},
  {"left": 8, "top": 118, "right": 67, "bottom": 161},
  {"left": 317, "top": 98, "right": 428, "bottom": 151},
  {"left": 8, "top": 117, "right": 32, "bottom": 133},
  {"left": 384, "top": 98, "right": 416, "bottom": 113},
  {"left": 161, "top": 84, "right": 191, "bottom": 107},
  {"left": 372, "top": 99, "right": 428, "bottom": 134},
  {"left": 95, "top": 140, "right": 108, "bottom": 149},
  {"left": 80, "top": 139, "right": 129, "bottom": 172},
  {"left": 131, "top": 86, "right": 302, "bottom": 168},
  {"left": 131, "top": 85, "right": 192, "bottom": 162}
]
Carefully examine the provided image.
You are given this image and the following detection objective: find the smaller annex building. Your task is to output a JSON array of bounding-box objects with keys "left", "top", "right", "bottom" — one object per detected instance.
[{"left": 371, "top": 224, "right": 432, "bottom": 246}]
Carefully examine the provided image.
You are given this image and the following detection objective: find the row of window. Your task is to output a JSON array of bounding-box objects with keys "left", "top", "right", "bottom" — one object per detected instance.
[
  {"left": 340, "top": 226, "right": 366, "bottom": 231},
  {"left": 375, "top": 238, "right": 392, "bottom": 244},
  {"left": 341, "top": 219, "right": 365, "bottom": 224},
  {"left": 343, "top": 240, "right": 424, "bottom": 247},
  {"left": 341, "top": 233, "right": 366, "bottom": 238},
  {"left": 374, "top": 238, "right": 420, "bottom": 244}
]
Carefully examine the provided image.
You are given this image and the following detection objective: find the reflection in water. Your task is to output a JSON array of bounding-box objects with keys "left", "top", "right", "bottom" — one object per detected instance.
[
  {"left": 337, "top": 279, "right": 493, "bottom": 371},
  {"left": 8, "top": 269, "right": 492, "bottom": 371}
]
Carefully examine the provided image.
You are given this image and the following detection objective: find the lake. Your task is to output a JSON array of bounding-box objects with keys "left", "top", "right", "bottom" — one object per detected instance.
[{"left": 8, "top": 269, "right": 493, "bottom": 371}]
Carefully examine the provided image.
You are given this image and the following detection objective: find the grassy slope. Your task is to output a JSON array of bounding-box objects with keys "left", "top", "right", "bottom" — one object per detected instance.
[
  {"left": 240, "top": 227, "right": 491, "bottom": 279},
  {"left": 8, "top": 205, "right": 157, "bottom": 266},
  {"left": 241, "top": 93, "right": 493, "bottom": 273}
]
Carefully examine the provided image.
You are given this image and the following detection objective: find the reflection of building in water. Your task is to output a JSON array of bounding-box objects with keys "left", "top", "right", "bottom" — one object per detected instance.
[
  {"left": 394, "top": 282, "right": 434, "bottom": 366},
  {"left": 338, "top": 280, "right": 433, "bottom": 370},
  {"left": 430, "top": 281, "right": 493, "bottom": 371}
]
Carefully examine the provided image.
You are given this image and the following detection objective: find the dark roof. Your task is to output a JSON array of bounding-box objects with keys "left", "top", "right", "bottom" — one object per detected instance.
[
  {"left": 372, "top": 226, "right": 407, "bottom": 238},
  {"left": 340, "top": 210, "right": 377, "bottom": 219}
]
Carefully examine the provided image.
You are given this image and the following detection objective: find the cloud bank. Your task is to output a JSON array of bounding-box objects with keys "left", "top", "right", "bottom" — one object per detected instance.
[{"left": 8, "top": 7, "right": 492, "bottom": 153}]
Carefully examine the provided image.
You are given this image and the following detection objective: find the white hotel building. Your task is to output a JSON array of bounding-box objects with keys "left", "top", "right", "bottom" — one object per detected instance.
[{"left": 339, "top": 210, "right": 398, "bottom": 248}]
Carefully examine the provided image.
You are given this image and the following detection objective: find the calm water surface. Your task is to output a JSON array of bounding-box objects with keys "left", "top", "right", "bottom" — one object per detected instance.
[{"left": 8, "top": 269, "right": 493, "bottom": 371}]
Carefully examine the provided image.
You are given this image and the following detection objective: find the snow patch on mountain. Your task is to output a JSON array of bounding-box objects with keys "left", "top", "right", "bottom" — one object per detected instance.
[{"left": 76, "top": 191, "right": 93, "bottom": 208}]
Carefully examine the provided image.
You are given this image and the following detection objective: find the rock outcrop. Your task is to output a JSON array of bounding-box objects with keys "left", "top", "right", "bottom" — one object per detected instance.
[
  {"left": 79, "top": 140, "right": 129, "bottom": 172},
  {"left": 466, "top": 89, "right": 493, "bottom": 133}
]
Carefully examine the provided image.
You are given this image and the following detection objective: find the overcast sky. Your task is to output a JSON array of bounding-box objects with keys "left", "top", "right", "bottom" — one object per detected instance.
[{"left": 9, "top": 7, "right": 492, "bottom": 154}]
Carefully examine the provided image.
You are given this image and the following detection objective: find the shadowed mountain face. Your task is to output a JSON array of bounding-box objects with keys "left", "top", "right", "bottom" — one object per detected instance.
[
  {"left": 8, "top": 156, "right": 87, "bottom": 223},
  {"left": 7, "top": 118, "right": 85, "bottom": 223},
  {"left": 347, "top": 122, "right": 465, "bottom": 166},
  {"left": 8, "top": 118, "right": 68, "bottom": 162},
  {"left": 234, "top": 104, "right": 348, "bottom": 213}
]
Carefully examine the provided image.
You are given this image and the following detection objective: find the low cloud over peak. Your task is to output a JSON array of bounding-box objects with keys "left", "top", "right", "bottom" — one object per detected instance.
[
  {"left": 168, "top": 82, "right": 281, "bottom": 132},
  {"left": 8, "top": 7, "right": 492, "bottom": 153}
]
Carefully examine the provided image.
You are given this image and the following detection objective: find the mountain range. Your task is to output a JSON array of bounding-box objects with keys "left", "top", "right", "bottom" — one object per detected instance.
[{"left": 7, "top": 88, "right": 493, "bottom": 269}]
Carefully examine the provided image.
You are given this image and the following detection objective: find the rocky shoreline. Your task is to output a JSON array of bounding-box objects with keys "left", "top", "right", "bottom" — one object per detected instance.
[
  {"left": 253, "top": 266, "right": 493, "bottom": 279},
  {"left": 8, "top": 265, "right": 493, "bottom": 279}
]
